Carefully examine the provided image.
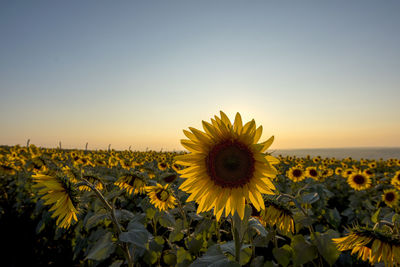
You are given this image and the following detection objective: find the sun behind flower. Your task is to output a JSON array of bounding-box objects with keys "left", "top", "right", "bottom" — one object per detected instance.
[{"left": 176, "top": 111, "right": 279, "bottom": 220}]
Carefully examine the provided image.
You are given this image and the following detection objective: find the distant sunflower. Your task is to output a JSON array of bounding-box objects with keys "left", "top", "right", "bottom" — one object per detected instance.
[
  {"left": 333, "top": 226, "right": 400, "bottom": 266},
  {"left": 176, "top": 111, "right": 279, "bottom": 220},
  {"left": 146, "top": 183, "right": 176, "bottom": 211},
  {"left": 157, "top": 161, "right": 168, "bottom": 171},
  {"left": 306, "top": 166, "right": 319, "bottom": 180},
  {"left": 260, "top": 198, "right": 295, "bottom": 235},
  {"left": 115, "top": 173, "right": 147, "bottom": 195},
  {"left": 287, "top": 166, "right": 306, "bottom": 182},
  {"left": 382, "top": 189, "right": 399, "bottom": 207},
  {"left": 335, "top": 167, "right": 343, "bottom": 176},
  {"left": 391, "top": 171, "right": 400, "bottom": 189},
  {"left": 32, "top": 173, "right": 79, "bottom": 229},
  {"left": 172, "top": 162, "right": 181, "bottom": 172},
  {"left": 363, "top": 168, "right": 374, "bottom": 178},
  {"left": 347, "top": 172, "right": 371, "bottom": 191},
  {"left": 342, "top": 168, "right": 355, "bottom": 178}
]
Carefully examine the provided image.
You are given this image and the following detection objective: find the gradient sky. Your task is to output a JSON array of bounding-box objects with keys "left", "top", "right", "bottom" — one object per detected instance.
[{"left": 1, "top": 1, "right": 400, "bottom": 150}]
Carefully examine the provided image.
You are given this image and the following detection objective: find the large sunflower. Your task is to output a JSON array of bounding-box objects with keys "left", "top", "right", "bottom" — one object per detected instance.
[{"left": 176, "top": 111, "right": 279, "bottom": 220}]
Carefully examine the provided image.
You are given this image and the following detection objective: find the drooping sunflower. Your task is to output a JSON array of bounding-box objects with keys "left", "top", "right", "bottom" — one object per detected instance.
[
  {"left": 382, "top": 189, "right": 399, "bottom": 207},
  {"left": 347, "top": 171, "right": 371, "bottom": 191},
  {"left": 287, "top": 165, "right": 306, "bottom": 182},
  {"left": 79, "top": 173, "right": 104, "bottom": 191},
  {"left": 332, "top": 226, "right": 400, "bottom": 266},
  {"left": 176, "top": 111, "right": 279, "bottom": 220},
  {"left": 259, "top": 198, "right": 295, "bottom": 235},
  {"left": 32, "top": 172, "right": 79, "bottom": 229},
  {"left": 115, "top": 172, "right": 147, "bottom": 195},
  {"left": 146, "top": 183, "right": 176, "bottom": 211}
]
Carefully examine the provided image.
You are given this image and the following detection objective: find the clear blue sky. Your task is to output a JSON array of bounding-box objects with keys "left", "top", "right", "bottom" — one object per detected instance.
[{"left": 1, "top": 1, "right": 399, "bottom": 150}]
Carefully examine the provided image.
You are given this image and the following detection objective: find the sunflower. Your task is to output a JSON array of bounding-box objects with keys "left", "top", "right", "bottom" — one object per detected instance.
[
  {"left": 32, "top": 172, "right": 79, "bottom": 229},
  {"left": 176, "top": 111, "right": 279, "bottom": 220},
  {"left": 342, "top": 168, "right": 355, "bottom": 178},
  {"left": 347, "top": 172, "right": 371, "bottom": 191},
  {"left": 259, "top": 198, "right": 295, "bottom": 235},
  {"left": 287, "top": 166, "right": 306, "bottom": 182},
  {"left": 157, "top": 161, "right": 168, "bottom": 171},
  {"left": 306, "top": 166, "right": 319, "bottom": 180},
  {"left": 391, "top": 171, "right": 400, "bottom": 189},
  {"left": 382, "top": 189, "right": 399, "bottom": 207},
  {"left": 115, "top": 173, "right": 147, "bottom": 195},
  {"left": 79, "top": 174, "right": 104, "bottom": 191},
  {"left": 146, "top": 183, "right": 176, "bottom": 211},
  {"left": 332, "top": 226, "right": 400, "bottom": 266},
  {"left": 335, "top": 167, "right": 343, "bottom": 176}
]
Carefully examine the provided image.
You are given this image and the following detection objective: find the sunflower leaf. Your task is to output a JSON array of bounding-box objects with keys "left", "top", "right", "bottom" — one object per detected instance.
[
  {"left": 86, "top": 232, "right": 116, "bottom": 261},
  {"left": 311, "top": 230, "right": 340, "bottom": 266},
  {"left": 120, "top": 222, "right": 152, "bottom": 249},
  {"left": 248, "top": 218, "right": 268, "bottom": 237},
  {"left": 190, "top": 244, "right": 240, "bottom": 267}
]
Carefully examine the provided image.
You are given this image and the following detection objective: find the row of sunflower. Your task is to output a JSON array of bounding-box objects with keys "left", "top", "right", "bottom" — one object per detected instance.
[{"left": 1, "top": 114, "right": 400, "bottom": 266}]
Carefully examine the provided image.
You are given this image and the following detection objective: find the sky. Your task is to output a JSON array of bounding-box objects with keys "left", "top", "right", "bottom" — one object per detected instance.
[{"left": 1, "top": 1, "right": 400, "bottom": 150}]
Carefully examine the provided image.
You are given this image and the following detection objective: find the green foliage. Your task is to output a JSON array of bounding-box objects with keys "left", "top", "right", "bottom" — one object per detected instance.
[{"left": 1, "top": 145, "right": 400, "bottom": 266}]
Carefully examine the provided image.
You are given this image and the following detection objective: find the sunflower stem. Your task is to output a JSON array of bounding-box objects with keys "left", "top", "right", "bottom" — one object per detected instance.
[
  {"left": 81, "top": 179, "right": 134, "bottom": 267},
  {"left": 231, "top": 217, "right": 241, "bottom": 263}
]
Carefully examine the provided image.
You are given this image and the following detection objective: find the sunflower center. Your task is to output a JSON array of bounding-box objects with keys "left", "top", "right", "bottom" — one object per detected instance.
[
  {"left": 353, "top": 175, "right": 366, "bottom": 185},
  {"left": 206, "top": 140, "right": 255, "bottom": 188},
  {"left": 309, "top": 169, "right": 318, "bottom": 177},
  {"left": 385, "top": 192, "right": 395, "bottom": 202},
  {"left": 292, "top": 169, "right": 303, "bottom": 178}
]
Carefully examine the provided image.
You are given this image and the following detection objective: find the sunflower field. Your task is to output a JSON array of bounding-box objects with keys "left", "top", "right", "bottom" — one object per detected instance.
[{"left": 1, "top": 112, "right": 400, "bottom": 267}]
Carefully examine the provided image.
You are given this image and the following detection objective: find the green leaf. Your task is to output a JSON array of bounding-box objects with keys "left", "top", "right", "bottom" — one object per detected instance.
[
  {"left": 85, "top": 210, "right": 108, "bottom": 230},
  {"left": 325, "top": 208, "right": 341, "bottom": 229},
  {"left": 311, "top": 230, "right": 340, "bottom": 266},
  {"left": 273, "top": 245, "right": 293, "bottom": 267},
  {"left": 114, "top": 209, "right": 134, "bottom": 222},
  {"left": 143, "top": 250, "right": 159, "bottom": 265},
  {"left": 188, "top": 235, "right": 204, "bottom": 254},
  {"left": 120, "top": 222, "right": 152, "bottom": 249},
  {"left": 155, "top": 236, "right": 165, "bottom": 245},
  {"left": 248, "top": 218, "right": 268, "bottom": 237},
  {"left": 240, "top": 247, "right": 252, "bottom": 266},
  {"left": 158, "top": 210, "right": 176, "bottom": 227},
  {"left": 177, "top": 247, "right": 192, "bottom": 265},
  {"left": 372, "top": 208, "right": 381, "bottom": 224},
  {"left": 190, "top": 245, "right": 240, "bottom": 267},
  {"left": 291, "top": 235, "right": 318, "bottom": 266},
  {"left": 392, "top": 213, "right": 400, "bottom": 223},
  {"left": 163, "top": 253, "right": 177, "bottom": 266},
  {"left": 86, "top": 232, "right": 116, "bottom": 261},
  {"left": 302, "top": 192, "right": 319, "bottom": 204},
  {"left": 109, "top": 260, "right": 123, "bottom": 267},
  {"left": 146, "top": 208, "right": 156, "bottom": 220}
]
